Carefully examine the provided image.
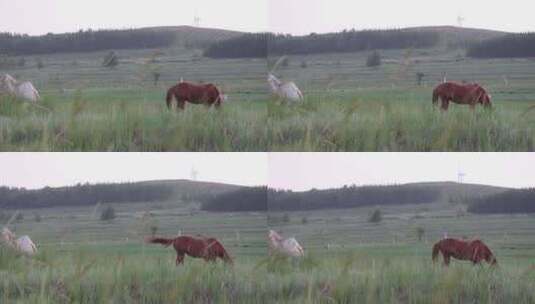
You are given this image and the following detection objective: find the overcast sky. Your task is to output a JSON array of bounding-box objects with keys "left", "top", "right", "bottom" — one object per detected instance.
[
  {"left": 269, "top": 153, "right": 535, "bottom": 191},
  {"left": 269, "top": 0, "right": 535, "bottom": 35},
  {"left": 0, "top": 153, "right": 267, "bottom": 189},
  {"left": 0, "top": 0, "right": 268, "bottom": 35},
  {"left": 1, "top": 0, "right": 533, "bottom": 36},
  {"left": 2, "top": 153, "right": 533, "bottom": 190}
]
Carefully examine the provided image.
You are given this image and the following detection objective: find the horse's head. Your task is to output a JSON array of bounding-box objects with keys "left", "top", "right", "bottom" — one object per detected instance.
[
  {"left": 482, "top": 93, "right": 492, "bottom": 108},
  {"left": 268, "top": 74, "right": 281, "bottom": 90},
  {"left": 268, "top": 230, "right": 282, "bottom": 242},
  {"left": 2, "top": 227, "right": 15, "bottom": 243}
]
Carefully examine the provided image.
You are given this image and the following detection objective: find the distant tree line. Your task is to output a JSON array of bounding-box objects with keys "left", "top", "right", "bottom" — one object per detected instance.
[
  {"left": 0, "top": 182, "right": 174, "bottom": 209},
  {"left": 0, "top": 29, "right": 177, "bottom": 55},
  {"left": 467, "top": 188, "right": 535, "bottom": 214},
  {"left": 203, "top": 33, "right": 268, "bottom": 58},
  {"left": 467, "top": 33, "right": 535, "bottom": 58},
  {"left": 200, "top": 184, "right": 441, "bottom": 212},
  {"left": 201, "top": 186, "right": 267, "bottom": 212},
  {"left": 268, "top": 184, "right": 441, "bottom": 211},
  {"left": 204, "top": 29, "right": 440, "bottom": 58}
]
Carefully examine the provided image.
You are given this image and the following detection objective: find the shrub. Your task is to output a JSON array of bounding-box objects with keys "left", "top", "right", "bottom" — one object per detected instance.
[
  {"left": 415, "top": 226, "right": 425, "bottom": 241},
  {"left": 100, "top": 206, "right": 116, "bottom": 221},
  {"left": 366, "top": 50, "right": 381, "bottom": 67},
  {"left": 368, "top": 209, "right": 382, "bottom": 223},
  {"left": 36, "top": 58, "right": 44, "bottom": 69},
  {"left": 102, "top": 51, "right": 118, "bottom": 68}
]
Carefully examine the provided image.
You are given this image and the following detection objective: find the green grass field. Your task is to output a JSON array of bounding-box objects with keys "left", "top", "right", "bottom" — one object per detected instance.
[
  {"left": 0, "top": 48, "right": 268, "bottom": 151},
  {"left": 1, "top": 200, "right": 269, "bottom": 303},
  {"left": 2, "top": 47, "right": 535, "bottom": 151},
  {"left": 268, "top": 49, "right": 535, "bottom": 151},
  {"left": 3, "top": 195, "right": 535, "bottom": 303},
  {"left": 267, "top": 202, "right": 535, "bottom": 303}
]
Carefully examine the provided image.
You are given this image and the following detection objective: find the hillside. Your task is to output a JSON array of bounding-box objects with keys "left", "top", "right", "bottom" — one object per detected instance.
[
  {"left": 267, "top": 182, "right": 510, "bottom": 212},
  {"left": 468, "top": 188, "right": 535, "bottom": 214},
  {"left": 136, "top": 25, "right": 243, "bottom": 48},
  {"left": 408, "top": 181, "right": 509, "bottom": 203},
  {"left": 405, "top": 26, "right": 506, "bottom": 47},
  {"left": 137, "top": 179, "right": 244, "bottom": 200},
  {"left": 205, "top": 26, "right": 508, "bottom": 59},
  {"left": 0, "top": 179, "right": 244, "bottom": 209},
  {"left": 467, "top": 32, "right": 535, "bottom": 58},
  {"left": 0, "top": 26, "right": 243, "bottom": 55}
]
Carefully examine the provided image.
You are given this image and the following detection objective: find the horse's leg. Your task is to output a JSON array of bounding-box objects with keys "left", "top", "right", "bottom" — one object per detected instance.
[
  {"left": 440, "top": 98, "right": 450, "bottom": 111},
  {"left": 177, "top": 99, "right": 186, "bottom": 111},
  {"left": 443, "top": 254, "right": 451, "bottom": 266},
  {"left": 214, "top": 99, "right": 222, "bottom": 109},
  {"left": 176, "top": 254, "right": 185, "bottom": 266}
]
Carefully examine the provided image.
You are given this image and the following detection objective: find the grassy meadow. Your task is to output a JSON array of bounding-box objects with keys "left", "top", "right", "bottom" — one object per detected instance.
[
  {"left": 267, "top": 201, "right": 535, "bottom": 303},
  {"left": 2, "top": 47, "right": 535, "bottom": 151},
  {"left": 0, "top": 48, "right": 268, "bottom": 151},
  {"left": 1, "top": 200, "right": 270, "bottom": 303},
  {"left": 1, "top": 193, "right": 535, "bottom": 302},
  {"left": 267, "top": 49, "right": 535, "bottom": 151}
]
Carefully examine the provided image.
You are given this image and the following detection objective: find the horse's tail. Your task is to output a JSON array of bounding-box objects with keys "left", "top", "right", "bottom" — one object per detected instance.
[
  {"left": 145, "top": 236, "right": 174, "bottom": 247},
  {"left": 432, "top": 242, "right": 441, "bottom": 262}
]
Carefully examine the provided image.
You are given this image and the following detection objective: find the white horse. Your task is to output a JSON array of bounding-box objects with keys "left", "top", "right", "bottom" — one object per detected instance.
[
  {"left": 268, "top": 73, "right": 304, "bottom": 103},
  {"left": 2, "top": 227, "right": 38, "bottom": 256},
  {"left": 0, "top": 74, "right": 41, "bottom": 102},
  {"left": 268, "top": 230, "right": 304, "bottom": 257},
  {"left": 15, "top": 81, "right": 41, "bottom": 102}
]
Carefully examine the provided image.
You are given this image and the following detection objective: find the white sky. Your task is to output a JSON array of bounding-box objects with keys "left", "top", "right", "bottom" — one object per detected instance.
[
  {"left": 0, "top": 0, "right": 268, "bottom": 35},
  {"left": 0, "top": 153, "right": 267, "bottom": 189},
  {"left": 269, "top": 153, "right": 535, "bottom": 191},
  {"left": 1, "top": 153, "right": 533, "bottom": 190},
  {"left": 268, "top": 0, "right": 535, "bottom": 35},
  {"left": 1, "top": 0, "right": 534, "bottom": 36}
]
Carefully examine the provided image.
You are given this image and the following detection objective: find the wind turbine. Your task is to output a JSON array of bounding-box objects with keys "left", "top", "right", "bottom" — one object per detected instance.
[
  {"left": 457, "top": 13, "right": 465, "bottom": 28},
  {"left": 193, "top": 11, "right": 201, "bottom": 27},
  {"left": 457, "top": 170, "right": 466, "bottom": 184},
  {"left": 190, "top": 167, "right": 198, "bottom": 181}
]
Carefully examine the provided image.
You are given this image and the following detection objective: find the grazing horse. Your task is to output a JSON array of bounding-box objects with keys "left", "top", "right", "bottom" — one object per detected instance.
[
  {"left": 268, "top": 73, "right": 304, "bottom": 103},
  {"left": 432, "top": 82, "right": 492, "bottom": 110},
  {"left": 0, "top": 74, "right": 41, "bottom": 103},
  {"left": 432, "top": 238, "right": 497, "bottom": 266},
  {"left": 165, "top": 81, "right": 224, "bottom": 110},
  {"left": 1, "top": 228, "right": 37, "bottom": 256},
  {"left": 146, "top": 235, "right": 232, "bottom": 265},
  {"left": 268, "top": 230, "right": 304, "bottom": 257}
]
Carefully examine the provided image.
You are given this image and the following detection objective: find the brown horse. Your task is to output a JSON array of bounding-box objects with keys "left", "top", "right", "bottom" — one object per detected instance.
[
  {"left": 166, "top": 81, "right": 224, "bottom": 110},
  {"left": 432, "top": 238, "right": 497, "bottom": 266},
  {"left": 146, "top": 235, "right": 232, "bottom": 265},
  {"left": 432, "top": 82, "right": 492, "bottom": 110}
]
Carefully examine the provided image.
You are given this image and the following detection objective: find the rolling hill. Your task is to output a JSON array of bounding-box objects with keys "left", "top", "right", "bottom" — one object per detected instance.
[
  {"left": 404, "top": 26, "right": 507, "bottom": 47},
  {"left": 0, "top": 26, "right": 244, "bottom": 55},
  {"left": 267, "top": 181, "right": 511, "bottom": 212},
  {"left": 138, "top": 25, "right": 243, "bottom": 45},
  {"left": 0, "top": 179, "right": 245, "bottom": 209}
]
